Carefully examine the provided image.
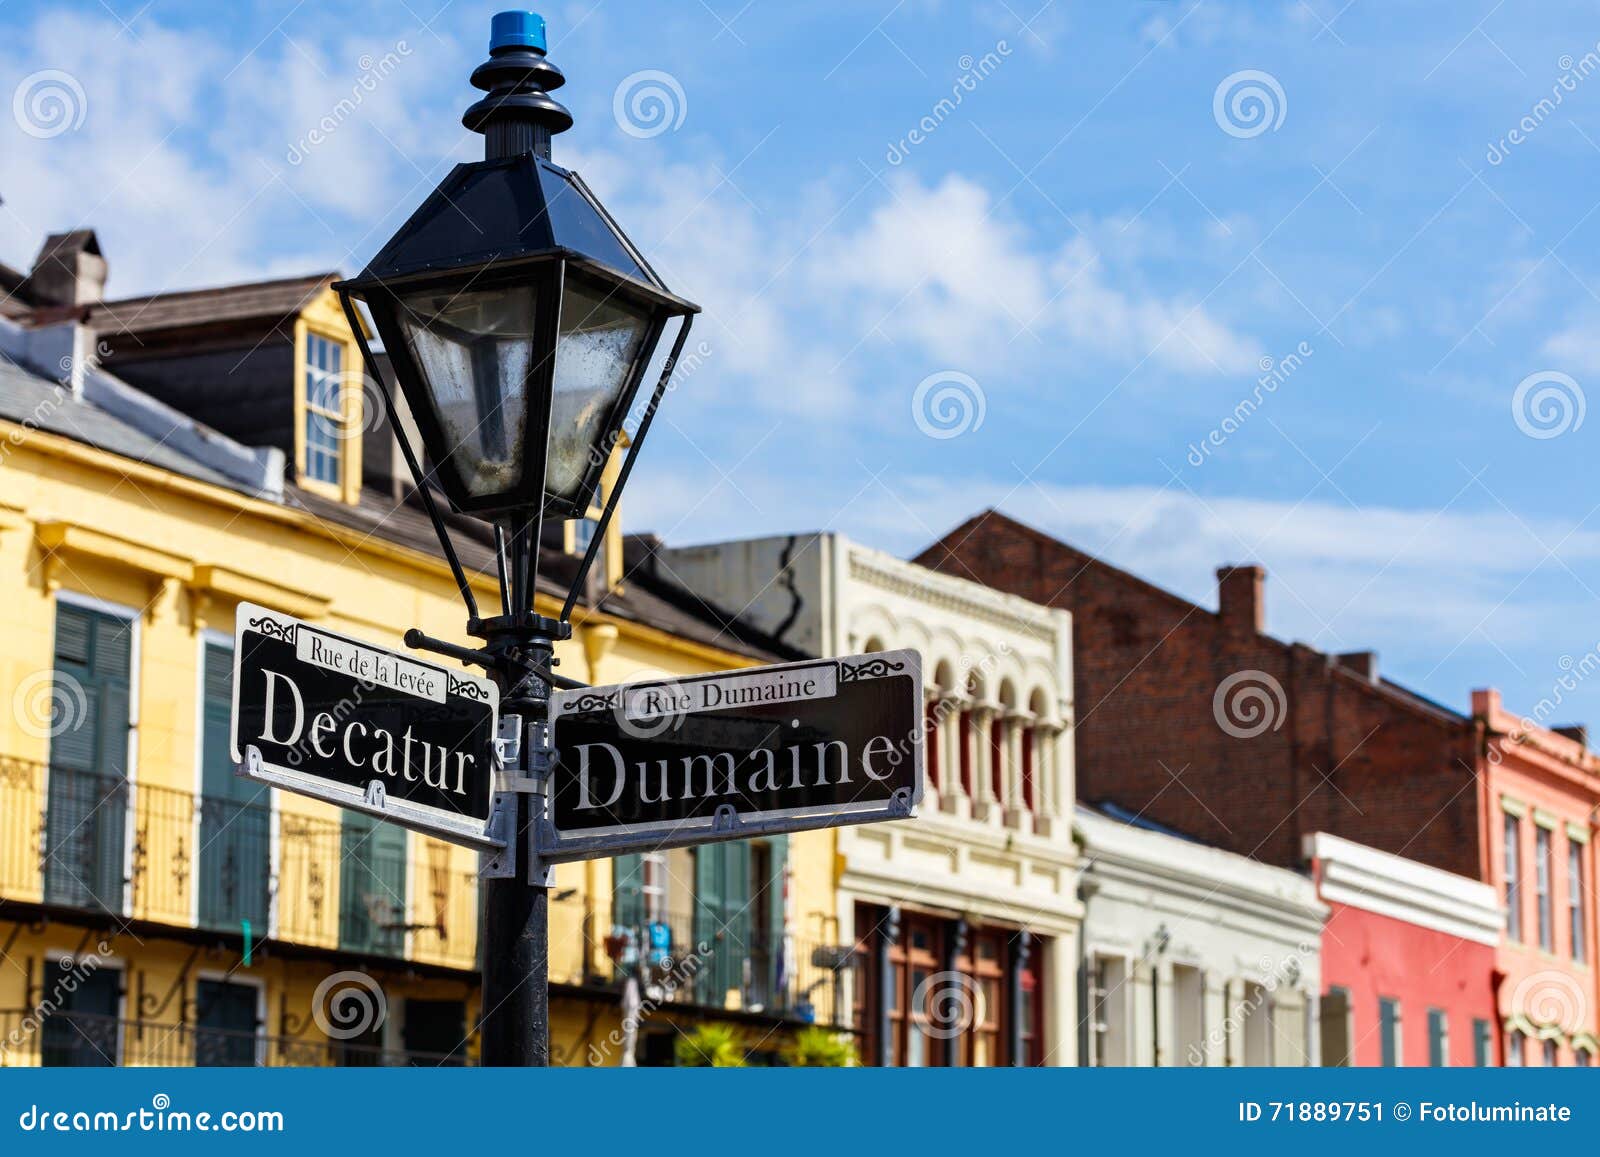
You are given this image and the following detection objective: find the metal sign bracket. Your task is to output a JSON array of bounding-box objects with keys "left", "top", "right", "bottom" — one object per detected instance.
[{"left": 480, "top": 793, "right": 518, "bottom": 879}]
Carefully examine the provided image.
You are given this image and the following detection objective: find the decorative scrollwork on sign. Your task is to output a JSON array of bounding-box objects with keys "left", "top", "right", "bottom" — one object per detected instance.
[
  {"left": 564, "top": 690, "right": 621, "bottom": 714},
  {"left": 247, "top": 615, "right": 296, "bottom": 644},
  {"left": 839, "top": 656, "right": 907, "bottom": 682},
  {"left": 448, "top": 675, "right": 488, "bottom": 701}
]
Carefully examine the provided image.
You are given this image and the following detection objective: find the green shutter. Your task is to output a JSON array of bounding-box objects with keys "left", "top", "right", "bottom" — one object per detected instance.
[
  {"left": 45, "top": 604, "right": 131, "bottom": 912},
  {"left": 694, "top": 841, "right": 751, "bottom": 1007},
  {"left": 198, "top": 642, "right": 270, "bottom": 931},
  {"left": 610, "top": 853, "right": 646, "bottom": 975},
  {"left": 340, "top": 814, "right": 408, "bottom": 955},
  {"left": 612, "top": 853, "right": 645, "bottom": 930},
  {"left": 764, "top": 836, "right": 788, "bottom": 1007}
]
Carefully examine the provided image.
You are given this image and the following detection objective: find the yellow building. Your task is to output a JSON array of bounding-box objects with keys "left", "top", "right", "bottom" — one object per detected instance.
[{"left": 0, "top": 235, "right": 844, "bottom": 1066}]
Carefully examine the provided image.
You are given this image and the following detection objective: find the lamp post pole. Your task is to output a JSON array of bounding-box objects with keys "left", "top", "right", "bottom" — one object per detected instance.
[
  {"left": 464, "top": 12, "right": 574, "bottom": 1068},
  {"left": 478, "top": 615, "right": 565, "bottom": 1066}
]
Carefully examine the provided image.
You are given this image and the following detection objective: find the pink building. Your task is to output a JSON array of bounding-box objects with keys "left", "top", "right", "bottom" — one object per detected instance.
[
  {"left": 1307, "top": 832, "right": 1502, "bottom": 1066},
  {"left": 1475, "top": 690, "right": 1600, "bottom": 1066}
]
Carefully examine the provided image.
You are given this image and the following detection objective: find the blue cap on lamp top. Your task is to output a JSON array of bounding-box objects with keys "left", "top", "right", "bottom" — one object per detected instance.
[{"left": 490, "top": 10, "right": 547, "bottom": 53}]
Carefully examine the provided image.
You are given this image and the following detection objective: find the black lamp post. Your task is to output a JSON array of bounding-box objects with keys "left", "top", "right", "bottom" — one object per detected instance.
[{"left": 334, "top": 9, "right": 699, "bottom": 1066}]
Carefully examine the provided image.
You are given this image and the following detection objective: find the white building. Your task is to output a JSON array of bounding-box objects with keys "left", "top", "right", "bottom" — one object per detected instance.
[
  {"left": 1077, "top": 803, "right": 1327, "bottom": 1066},
  {"left": 657, "top": 532, "right": 1081, "bottom": 1065}
]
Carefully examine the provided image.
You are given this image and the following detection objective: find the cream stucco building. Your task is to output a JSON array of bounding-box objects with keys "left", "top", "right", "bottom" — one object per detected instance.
[
  {"left": 654, "top": 532, "right": 1081, "bottom": 1065},
  {"left": 1077, "top": 803, "right": 1327, "bottom": 1066}
]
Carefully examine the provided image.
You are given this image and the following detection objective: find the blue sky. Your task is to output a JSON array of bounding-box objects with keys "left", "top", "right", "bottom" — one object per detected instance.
[{"left": 4, "top": 0, "right": 1600, "bottom": 725}]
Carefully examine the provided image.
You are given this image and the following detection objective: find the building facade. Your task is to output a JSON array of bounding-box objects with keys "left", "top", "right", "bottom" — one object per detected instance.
[
  {"left": 0, "top": 239, "right": 844, "bottom": 1067},
  {"left": 1474, "top": 691, "right": 1599, "bottom": 1067},
  {"left": 1306, "top": 832, "right": 1502, "bottom": 1067},
  {"left": 654, "top": 532, "right": 1081, "bottom": 1064},
  {"left": 918, "top": 509, "right": 1480, "bottom": 876},
  {"left": 1077, "top": 803, "right": 1325, "bottom": 1067},
  {"left": 919, "top": 508, "right": 1600, "bottom": 1068}
]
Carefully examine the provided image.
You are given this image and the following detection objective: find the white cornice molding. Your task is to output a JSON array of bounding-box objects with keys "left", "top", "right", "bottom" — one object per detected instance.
[
  {"left": 846, "top": 545, "right": 1065, "bottom": 643},
  {"left": 1077, "top": 808, "right": 1324, "bottom": 927},
  {"left": 1303, "top": 832, "right": 1503, "bottom": 946}
]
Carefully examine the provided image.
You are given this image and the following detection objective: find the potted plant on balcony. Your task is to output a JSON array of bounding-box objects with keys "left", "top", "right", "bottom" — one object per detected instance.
[
  {"left": 673, "top": 1023, "right": 747, "bottom": 1067},
  {"left": 785, "top": 1026, "right": 858, "bottom": 1067}
]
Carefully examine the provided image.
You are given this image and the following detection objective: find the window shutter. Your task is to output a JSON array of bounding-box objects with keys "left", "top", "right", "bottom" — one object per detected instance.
[
  {"left": 612, "top": 853, "right": 644, "bottom": 931},
  {"left": 1320, "top": 989, "right": 1351, "bottom": 1067},
  {"left": 45, "top": 604, "right": 131, "bottom": 911}
]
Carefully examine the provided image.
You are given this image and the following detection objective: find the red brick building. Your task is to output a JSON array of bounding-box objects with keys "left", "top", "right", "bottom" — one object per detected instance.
[{"left": 916, "top": 509, "right": 1483, "bottom": 876}]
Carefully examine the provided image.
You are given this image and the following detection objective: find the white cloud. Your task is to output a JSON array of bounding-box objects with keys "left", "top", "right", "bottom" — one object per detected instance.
[
  {"left": 1540, "top": 314, "right": 1600, "bottom": 375},
  {"left": 811, "top": 173, "right": 1262, "bottom": 374}
]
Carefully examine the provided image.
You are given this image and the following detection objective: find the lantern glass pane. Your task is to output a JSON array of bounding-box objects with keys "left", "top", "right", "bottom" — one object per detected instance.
[
  {"left": 545, "top": 276, "right": 652, "bottom": 503},
  {"left": 396, "top": 285, "right": 537, "bottom": 499}
]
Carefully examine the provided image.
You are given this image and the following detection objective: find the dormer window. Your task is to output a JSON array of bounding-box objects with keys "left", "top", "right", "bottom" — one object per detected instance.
[
  {"left": 572, "top": 482, "right": 603, "bottom": 557},
  {"left": 303, "top": 331, "right": 346, "bottom": 488}
]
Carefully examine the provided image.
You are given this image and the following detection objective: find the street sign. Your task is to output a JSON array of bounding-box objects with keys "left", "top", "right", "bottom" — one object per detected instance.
[
  {"left": 230, "top": 603, "right": 502, "bottom": 849},
  {"left": 544, "top": 650, "right": 923, "bottom": 861}
]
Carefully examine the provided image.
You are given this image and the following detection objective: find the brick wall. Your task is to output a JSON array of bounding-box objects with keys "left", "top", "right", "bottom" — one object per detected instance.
[{"left": 916, "top": 510, "right": 1483, "bottom": 876}]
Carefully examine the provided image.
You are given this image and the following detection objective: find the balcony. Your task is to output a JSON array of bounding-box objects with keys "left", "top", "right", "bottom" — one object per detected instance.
[
  {"left": 1, "top": 757, "right": 857, "bottom": 1036},
  {"left": 554, "top": 898, "right": 856, "bottom": 1029},
  {"left": 0, "top": 1010, "right": 472, "bottom": 1067},
  {"left": 0, "top": 758, "right": 478, "bottom": 969}
]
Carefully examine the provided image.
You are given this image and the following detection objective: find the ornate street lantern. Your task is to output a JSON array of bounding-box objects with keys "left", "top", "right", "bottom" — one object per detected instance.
[{"left": 337, "top": 6, "right": 697, "bottom": 552}]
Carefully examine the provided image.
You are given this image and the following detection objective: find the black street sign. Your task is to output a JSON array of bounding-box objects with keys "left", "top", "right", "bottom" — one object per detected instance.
[
  {"left": 230, "top": 603, "right": 502, "bottom": 849},
  {"left": 544, "top": 650, "right": 923, "bottom": 861}
]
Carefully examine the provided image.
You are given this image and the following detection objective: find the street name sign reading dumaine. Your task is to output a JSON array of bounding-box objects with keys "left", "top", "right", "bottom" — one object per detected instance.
[
  {"left": 545, "top": 650, "right": 924, "bottom": 860},
  {"left": 229, "top": 603, "right": 501, "bottom": 849}
]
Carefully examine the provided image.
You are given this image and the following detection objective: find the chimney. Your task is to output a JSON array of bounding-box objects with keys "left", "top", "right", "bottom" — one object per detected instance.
[
  {"left": 1335, "top": 651, "right": 1379, "bottom": 683},
  {"left": 1555, "top": 725, "right": 1588, "bottom": 750},
  {"left": 1216, "top": 564, "right": 1264, "bottom": 633},
  {"left": 25, "top": 230, "right": 106, "bottom": 307}
]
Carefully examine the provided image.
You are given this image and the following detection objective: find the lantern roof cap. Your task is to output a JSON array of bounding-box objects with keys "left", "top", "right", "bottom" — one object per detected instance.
[{"left": 338, "top": 154, "right": 698, "bottom": 314}]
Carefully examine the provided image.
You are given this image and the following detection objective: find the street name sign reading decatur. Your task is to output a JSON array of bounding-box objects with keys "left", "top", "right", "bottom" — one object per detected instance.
[
  {"left": 546, "top": 650, "right": 924, "bottom": 860},
  {"left": 229, "top": 603, "right": 501, "bottom": 849}
]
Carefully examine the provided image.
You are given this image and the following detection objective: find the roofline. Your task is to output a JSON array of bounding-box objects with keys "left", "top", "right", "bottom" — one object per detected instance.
[
  {"left": 2, "top": 417, "right": 776, "bottom": 672},
  {"left": 95, "top": 270, "right": 340, "bottom": 312},
  {"left": 929, "top": 506, "right": 1470, "bottom": 727}
]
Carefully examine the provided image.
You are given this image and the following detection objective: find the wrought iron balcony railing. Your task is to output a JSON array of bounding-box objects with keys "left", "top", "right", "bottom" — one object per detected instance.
[
  {"left": 0, "top": 758, "right": 478, "bottom": 969},
  {"left": 0, "top": 1009, "right": 473, "bottom": 1068},
  {"left": 555, "top": 898, "right": 856, "bottom": 1028}
]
